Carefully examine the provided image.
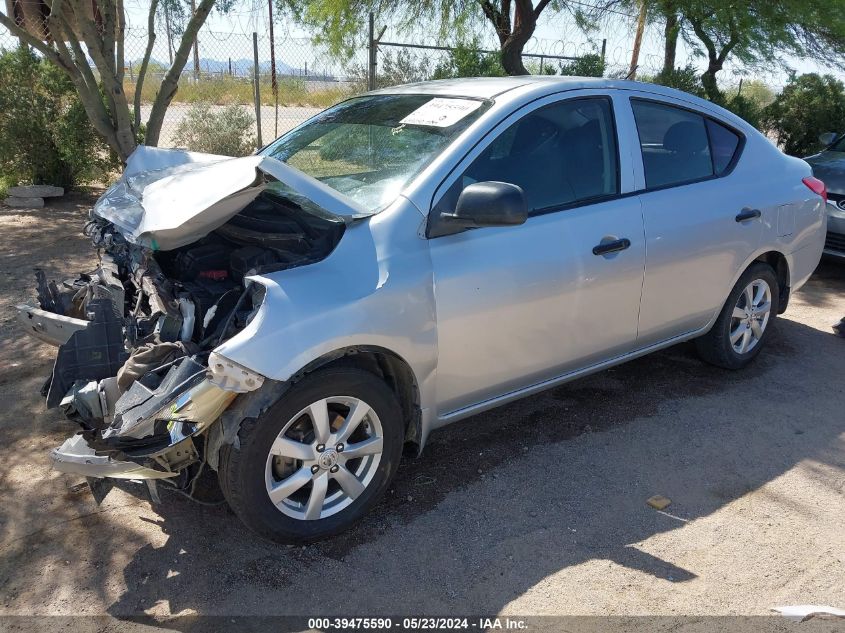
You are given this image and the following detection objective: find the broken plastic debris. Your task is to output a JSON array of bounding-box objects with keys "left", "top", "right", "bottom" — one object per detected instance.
[
  {"left": 646, "top": 495, "right": 672, "bottom": 510},
  {"left": 772, "top": 605, "right": 845, "bottom": 622}
]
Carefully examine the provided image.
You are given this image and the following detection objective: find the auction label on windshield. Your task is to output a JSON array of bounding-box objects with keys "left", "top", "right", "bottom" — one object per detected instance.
[{"left": 401, "top": 98, "right": 484, "bottom": 127}]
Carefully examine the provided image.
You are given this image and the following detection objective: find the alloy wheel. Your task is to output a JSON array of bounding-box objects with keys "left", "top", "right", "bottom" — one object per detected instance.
[
  {"left": 264, "top": 396, "right": 384, "bottom": 520},
  {"left": 729, "top": 278, "right": 772, "bottom": 354}
]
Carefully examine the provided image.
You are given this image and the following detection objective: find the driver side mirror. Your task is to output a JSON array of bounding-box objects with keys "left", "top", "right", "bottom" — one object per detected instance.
[
  {"left": 438, "top": 181, "right": 528, "bottom": 234},
  {"left": 819, "top": 132, "right": 838, "bottom": 147}
]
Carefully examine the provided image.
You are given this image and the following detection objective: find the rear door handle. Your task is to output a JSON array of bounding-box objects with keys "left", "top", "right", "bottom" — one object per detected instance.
[
  {"left": 592, "top": 238, "right": 631, "bottom": 256},
  {"left": 735, "top": 208, "right": 761, "bottom": 222}
]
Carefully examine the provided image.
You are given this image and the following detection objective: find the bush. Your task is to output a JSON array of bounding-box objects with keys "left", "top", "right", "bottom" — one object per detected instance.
[
  {"left": 762, "top": 73, "right": 845, "bottom": 156},
  {"left": 722, "top": 93, "right": 762, "bottom": 129},
  {"left": 432, "top": 42, "right": 505, "bottom": 79},
  {"left": 0, "top": 46, "right": 116, "bottom": 189},
  {"left": 558, "top": 53, "right": 605, "bottom": 78},
  {"left": 172, "top": 103, "right": 257, "bottom": 156},
  {"left": 647, "top": 65, "right": 706, "bottom": 98}
]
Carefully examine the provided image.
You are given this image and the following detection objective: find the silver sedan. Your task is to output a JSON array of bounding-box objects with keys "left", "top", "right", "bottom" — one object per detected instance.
[{"left": 19, "top": 77, "right": 826, "bottom": 542}]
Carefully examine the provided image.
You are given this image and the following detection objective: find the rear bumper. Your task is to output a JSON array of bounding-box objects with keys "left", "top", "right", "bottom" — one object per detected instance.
[{"left": 824, "top": 203, "right": 845, "bottom": 258}]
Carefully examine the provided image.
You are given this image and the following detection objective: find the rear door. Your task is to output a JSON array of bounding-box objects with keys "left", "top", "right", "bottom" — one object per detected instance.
[{"left": 628, "top": 95, "right": 761, "bottom": 346}]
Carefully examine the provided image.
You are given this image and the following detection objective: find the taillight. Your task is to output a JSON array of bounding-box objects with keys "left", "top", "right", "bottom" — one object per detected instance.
[{"left": 802, "top": 176, "right": 828, "bottom": 203}]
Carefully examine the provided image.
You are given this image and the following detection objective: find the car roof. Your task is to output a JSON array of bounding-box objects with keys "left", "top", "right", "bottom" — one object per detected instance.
[
  {"left": 369, "top": 76, "right": 671, "bottom": 99},
  {"left": 368, "top": 76, "right": 752, "bottom": 131}
]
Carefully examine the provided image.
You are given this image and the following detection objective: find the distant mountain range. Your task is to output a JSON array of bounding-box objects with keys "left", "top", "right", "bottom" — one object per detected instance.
[{"left": 134, "top": 57, "right": 334, "bottom": 78}]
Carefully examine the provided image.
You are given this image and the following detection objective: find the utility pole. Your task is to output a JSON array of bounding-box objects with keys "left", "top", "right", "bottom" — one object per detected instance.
[
  {"left": 191, "top": 0, "right": 200, "bottom": 80},
  {"left": 164, "top": 2, "right": 174, "bottom": 65},
  {"left": 628, "top": 0, "right": 647, "bottom": 79},
  {"left": 268, "top": 0, "right": 278, "bottom": 137}
]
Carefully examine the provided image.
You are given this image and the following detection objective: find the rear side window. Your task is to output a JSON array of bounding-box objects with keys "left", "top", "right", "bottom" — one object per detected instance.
[
  {"left": 632, "top": 100, "right": 713, "bottom": 189},
  {"left": 706, "top": 118, "right": 741, "bottom": 174}
]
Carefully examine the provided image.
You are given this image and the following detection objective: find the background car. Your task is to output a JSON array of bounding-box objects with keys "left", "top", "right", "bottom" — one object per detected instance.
[{"left": 804, "top": 132, "right": 845, "bottom": 257}]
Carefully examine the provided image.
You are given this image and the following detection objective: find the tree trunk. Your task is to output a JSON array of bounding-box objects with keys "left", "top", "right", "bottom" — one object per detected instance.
[
  {"left": 499, "top": 0, "right": 538, "bottom": 76},
  {"left": 629, "top": 0, "right": 647, "bottom": 79},
  {"left": 501, "top": 35, "right": 530, "bottom": 75},
  {"left": 701, "top": 60, "right": 722, "bottom": 102},
  {"left": 662, "top": 12, "right": 679, "bottom": 74},
  {"left": 145, "top": 0, "right": 215, "bottom": 146}
]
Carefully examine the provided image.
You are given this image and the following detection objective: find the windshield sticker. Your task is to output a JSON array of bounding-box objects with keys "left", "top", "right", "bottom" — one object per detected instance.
[{"left": 400, "top": 98, "right": 483, "bottom": 128}]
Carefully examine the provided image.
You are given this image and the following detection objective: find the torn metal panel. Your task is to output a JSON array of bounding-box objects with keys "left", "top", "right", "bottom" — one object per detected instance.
[{"left": 92, "top": 146, "right": 366, "bottom": 251}]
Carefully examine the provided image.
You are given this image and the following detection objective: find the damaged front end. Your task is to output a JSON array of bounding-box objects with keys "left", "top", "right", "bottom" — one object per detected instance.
[{"left": 17, "top": 146, "right": 351, "bottom": 501}]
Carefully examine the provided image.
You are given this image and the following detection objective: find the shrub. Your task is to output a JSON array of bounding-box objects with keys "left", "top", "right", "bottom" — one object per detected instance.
[
  {"left": 647, "top": 65, "right": 706, "bottom": 98},
  {"left": 171, "top": 103, "right": 257, "bottom": 156},
  {"left": 0, "top": 46, "right": 116, "bottom": 189},
  {"left": 722, "top": 93, "right": 762, "bottom": 129},
  {"left": 762, "top": 73, "right": 845, "bottom": 156},
  {"left": 558, "top": 53, "right": 605, "bottom": 78},
  {"left": 432, "top": 42, "right": 505, "bottom": 79}
]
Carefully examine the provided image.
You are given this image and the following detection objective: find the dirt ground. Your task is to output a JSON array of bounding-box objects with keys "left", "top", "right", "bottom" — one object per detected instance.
[{"left": 0, "top": 193, "right": 843, "bottom": 624}]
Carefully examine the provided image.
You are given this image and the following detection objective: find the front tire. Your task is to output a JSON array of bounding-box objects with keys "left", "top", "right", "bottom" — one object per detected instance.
[
  {"left": 219, "top": 366, "right": 404, "bottom": 544},
  {"left": 695, "top": 262, "right": 779, "bottom": 369}
]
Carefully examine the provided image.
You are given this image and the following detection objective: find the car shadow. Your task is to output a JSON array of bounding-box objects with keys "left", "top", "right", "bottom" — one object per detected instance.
[{"left": 99, "top": 300, "right": 845, "bottom": 623}]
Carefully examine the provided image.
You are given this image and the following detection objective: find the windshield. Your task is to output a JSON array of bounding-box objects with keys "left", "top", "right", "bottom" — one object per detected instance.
[{"left": 261, "top": 94, "right": 490, "bottom": 214}]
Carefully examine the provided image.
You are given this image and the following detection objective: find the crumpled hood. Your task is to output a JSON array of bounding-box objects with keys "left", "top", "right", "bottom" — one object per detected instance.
[
  {"left": 93, "top": 146, "right": 367, "bottom": 251},
  {"left": 805, "top": 151, "right": 845, "bottom": 195}
]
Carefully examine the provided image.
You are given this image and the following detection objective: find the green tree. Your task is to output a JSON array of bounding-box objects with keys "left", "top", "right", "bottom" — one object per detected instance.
[
  {"left": 0, "top": 0, "right": 217, "bottom": 160},
  {"left": 762, "top": 73, "right": 845, "bottom": 157},
  {"left": 680, "top": 0, "right": 845, "bottom": 102},
  {"left": 581, "top": 0, "right": 845, "bottom": 102},
  {"left": 282, "top": 0, "right": 570, "bottom": 76},
  {"left": 0, "top": 46, "right": 116, "bottom": 187}
]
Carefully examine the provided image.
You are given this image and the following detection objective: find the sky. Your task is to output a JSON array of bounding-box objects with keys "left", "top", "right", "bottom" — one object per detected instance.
[{"left": 8, "top": 0, "right": 845, "bottom": 90}]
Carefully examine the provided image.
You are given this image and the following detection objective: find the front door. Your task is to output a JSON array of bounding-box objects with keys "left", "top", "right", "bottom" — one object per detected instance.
[{"left": 428, "top": 95, "right": 646, "bottom": 416}]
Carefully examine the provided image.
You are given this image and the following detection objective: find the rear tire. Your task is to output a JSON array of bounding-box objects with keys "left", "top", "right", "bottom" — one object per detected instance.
[
  {"left": 219, "top": 366, "right": 403, "bottom": 544},
  {"left": 695, "top": 262, "right": 779, "bottom": 369}
]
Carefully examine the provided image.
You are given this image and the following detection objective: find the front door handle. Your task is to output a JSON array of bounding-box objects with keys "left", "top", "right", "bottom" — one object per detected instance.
[
  {"left": 592, "top": 238, "right": 631, "bottom": 256},
  {"left": 735, "top": 208, "right": 762, "bottom": 222}
]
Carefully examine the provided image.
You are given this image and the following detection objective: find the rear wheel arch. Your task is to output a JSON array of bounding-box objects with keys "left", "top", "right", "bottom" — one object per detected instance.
[{"left": 753, "top": 250, "right": 790, "bottom": 313}]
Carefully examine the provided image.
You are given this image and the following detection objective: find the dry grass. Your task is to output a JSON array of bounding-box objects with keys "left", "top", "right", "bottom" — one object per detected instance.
[{"left": 125, "top": 75, "right": 353, "bottom": 109}]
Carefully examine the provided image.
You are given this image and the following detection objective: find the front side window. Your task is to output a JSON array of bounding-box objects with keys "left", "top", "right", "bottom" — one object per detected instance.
[
  {"left": 435, "top": 97, "right": 619, "bottom": 216},
  {"left": 632, "top": 100, "right": 713, "bottom": 189},
  {"left": 262, "top": 94, "right": 489, "bottom": 214}
]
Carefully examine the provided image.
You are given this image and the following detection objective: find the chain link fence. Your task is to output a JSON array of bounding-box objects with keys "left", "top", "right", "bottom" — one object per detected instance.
[{"left": 0, "top": 19, "right": 631, "bottom": 151}]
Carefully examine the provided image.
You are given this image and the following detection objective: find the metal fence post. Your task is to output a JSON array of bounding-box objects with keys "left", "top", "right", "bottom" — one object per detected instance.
[
  {"left": 253, "top": 32, "right": 263, "bottom": 148},
  {"left": 368, "top": 13, "right": 376, "bottom": 91}
]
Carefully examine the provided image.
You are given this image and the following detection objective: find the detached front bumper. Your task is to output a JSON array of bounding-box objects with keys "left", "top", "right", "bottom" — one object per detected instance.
[
  {"left": 16, "top": 304, "right": 89, "bottom": 346},
  {"left": 16, "top": 207, "right": 272, "bottom": 500},
  {"left": 52, "top": 433, "right": 178, "bottom": 480}
]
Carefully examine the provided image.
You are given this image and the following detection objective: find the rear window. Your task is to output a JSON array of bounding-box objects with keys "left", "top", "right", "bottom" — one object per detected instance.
[
  {"left": 632, "top": 100, "right": 712, "bottom": 189},
  {"left": 632, "top": 99, "right": 743, "bottom": 190},
  {"left": 706, "top": 118, "right": 741, "bottom": 174}
]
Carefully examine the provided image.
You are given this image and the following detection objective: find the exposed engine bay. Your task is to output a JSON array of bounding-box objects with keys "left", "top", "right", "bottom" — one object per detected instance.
[{"left": 17, "top": 177, "right": 346, "bottom": 500}]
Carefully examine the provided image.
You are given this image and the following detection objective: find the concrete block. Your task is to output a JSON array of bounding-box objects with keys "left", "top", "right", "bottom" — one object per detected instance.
[
  {"left": 8, "top": 185, "right": 64, "bottom": 197},
  {"left": 3, "top": 196, "right": 45, "bottom": 208}
]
